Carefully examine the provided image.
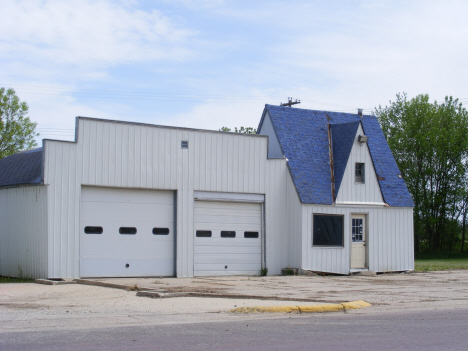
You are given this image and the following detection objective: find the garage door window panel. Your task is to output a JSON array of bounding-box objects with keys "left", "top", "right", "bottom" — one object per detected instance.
[
  {"left": 119, "top": 227, "right": 137, "bottom": 235},
  {"left": 84, "top": 226, "right": 103, "bottom": 234},
  {"left": 244, "top": 231, "right": 259, "bottom": 238},
  {"left": 196, "top": 230, "right": 212, "bottom": 237},
  {"left": 221, "top": 231, "right": 236, "bottom": 238},
  {"left": 313, "top": 214, "right": 344, "bottom": 246},
  {"left": 153, "top": 228, "right": 170, "bottom": 235}
]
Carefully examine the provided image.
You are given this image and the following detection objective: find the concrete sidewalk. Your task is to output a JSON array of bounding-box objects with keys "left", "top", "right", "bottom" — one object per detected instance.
[{"left": 72, "top": 270, "right": 468, "bottom": 311}]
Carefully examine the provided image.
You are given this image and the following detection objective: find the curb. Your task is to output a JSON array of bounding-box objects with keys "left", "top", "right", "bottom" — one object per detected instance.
[
  {"left": 229, "top": 300, "right": 371, "bottom": 313},
  {"left": 74, "top": 279, "right": 150, "bottom": 291},
  {"left": 35, "top": 279, "right": 77, "bottom": 285},
  {"left": 136, "top": 291, "right": 324, "bottom": 301}
]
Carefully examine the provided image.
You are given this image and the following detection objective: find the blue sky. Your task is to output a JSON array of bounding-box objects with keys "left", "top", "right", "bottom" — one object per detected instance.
[{"left": 1, "top": 0, "right": 467, "bottom": 142}]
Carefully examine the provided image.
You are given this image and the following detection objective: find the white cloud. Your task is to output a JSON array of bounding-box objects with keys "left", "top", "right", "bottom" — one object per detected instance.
[
  {"left": 271, "top": 0, "right": 468, "bottom": 107},
  {"left": 0, "top": 0, "right": 195, "bottom": 67}
]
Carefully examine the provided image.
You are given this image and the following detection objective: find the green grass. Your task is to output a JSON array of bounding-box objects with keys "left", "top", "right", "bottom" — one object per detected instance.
[
  {"left": 414, "top": 251, "right": 468, "bottom": 271},
  {"left": 0, "top": 276, "right": 34, "bottom": 283}
]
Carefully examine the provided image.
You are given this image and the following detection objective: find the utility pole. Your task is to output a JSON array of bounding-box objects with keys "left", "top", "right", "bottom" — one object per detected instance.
[{"left": 280, "top": 97, "right": 301, "bottom": 107}]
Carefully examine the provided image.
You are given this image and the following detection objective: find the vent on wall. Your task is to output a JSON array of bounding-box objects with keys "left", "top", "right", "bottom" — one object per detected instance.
[{"left": 181, "top": 140, "right": 188, "bottom": 149}]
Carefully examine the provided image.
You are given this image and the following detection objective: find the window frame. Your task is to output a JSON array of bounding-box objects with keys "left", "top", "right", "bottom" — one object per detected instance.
[{"left": 355, "top": 162, "right": 365, "bottom": 184}]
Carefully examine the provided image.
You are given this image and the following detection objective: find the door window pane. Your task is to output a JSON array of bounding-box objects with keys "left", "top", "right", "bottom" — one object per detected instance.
[{"left": 352, "top": 218, "right": 364, "bottom": 242}]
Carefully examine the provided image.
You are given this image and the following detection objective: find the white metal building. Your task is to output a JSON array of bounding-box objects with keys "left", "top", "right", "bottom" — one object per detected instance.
[{"left": 0, "top": 105, "right": 414, "bottom": 279}]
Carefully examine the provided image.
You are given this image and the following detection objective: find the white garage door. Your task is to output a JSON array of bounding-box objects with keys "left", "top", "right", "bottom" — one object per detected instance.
[
  {"left": 80, "top": 187, "right": 174, "bottom": 277},
  {"left": 194, "top": 201, "right": 263, "bottom": 276}
]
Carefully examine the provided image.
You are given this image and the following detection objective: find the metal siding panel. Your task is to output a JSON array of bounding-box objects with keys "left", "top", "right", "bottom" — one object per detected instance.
[
  {"left": 108, "top": 123, "right": 115, "bottom": 186},
  {"left": 239, "top": 135, "right": 245, "bottom": 192},
  {"left": 248, "top": 138, "right": 255, "bottom": 193},
  {"left": 81, "top": 122, "right": 89, "bottom": 184},
  {"left": 62, "top": 144, "right": 72, "bottom": 277},
  {"left": 193, "top": 132, "right": 200, "bottom": 190},
  {"left": 227, "top": 135, "right": 233, "bottom": 192},
  {"left": 0, "top": 186, "right": 48, "bottom": 279},
  {"left": 96, "top": 122, "right": 104, "bottom": 186},
  {"left": 232, "top": 136, "right": 239, "bottom": 191},
  {"left": 121, "top": 124, "right": 129, "bottom": 186},
  {"left": 207, "top": 133, "right": 214, "bottom": 191},
  {"left": 220, "top": 133, "right": 225, "bottom": 191},
  {"left": 139, "top": 126, "right": 147, "bottom": 188},
  {"left": 86, "top": 122, "right": 96, "bottom": 184}
]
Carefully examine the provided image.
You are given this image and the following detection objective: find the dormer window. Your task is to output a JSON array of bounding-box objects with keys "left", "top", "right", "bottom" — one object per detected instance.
[{"left": 355, "top": 163, "right": 365, "bottom": 183}]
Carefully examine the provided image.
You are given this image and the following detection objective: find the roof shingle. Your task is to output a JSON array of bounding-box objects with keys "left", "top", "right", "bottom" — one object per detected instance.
[
  {"left": 261, "top": 104, "right": 414, "bottom": 207},
  {"left": 0, "top": 148, "right": 43, "bottom": 188}
]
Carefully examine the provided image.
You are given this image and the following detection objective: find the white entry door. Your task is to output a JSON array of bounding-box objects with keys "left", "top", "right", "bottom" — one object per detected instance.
[
  {"left": 80, "top": 187, "right": 175, "bottom": 277},
  {"left": 351, "top": 215, "right": 367, "bottom": 269},
  {"left": 193, "top": 201, "right": 263, "bottom": 276}
]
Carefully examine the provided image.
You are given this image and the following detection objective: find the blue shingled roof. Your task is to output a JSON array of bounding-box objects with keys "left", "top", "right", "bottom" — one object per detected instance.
[
  {"left": 260, "top": 105, "right": 414, "bottom": 207},
  {"left": 0, "top": 148, "right": 43, "bottom": 188}
]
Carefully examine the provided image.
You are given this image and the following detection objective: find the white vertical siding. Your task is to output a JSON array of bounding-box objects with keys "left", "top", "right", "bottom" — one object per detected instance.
[
  {"left": 303, "top": 204, "right": 413, "bottom": 274},
  {"left": 286, "top": 171, "right": 302, "bottom": 268},
  {"left": 44, "top": 140, "right": 80, "bottom": 278},
  {"left": 263, "top": 159, "right": 288, "bottom": 274},
  {"left": 258, "top": 112, "right": 284, "bottom": 159},
  {"left": 0, "top": 186, "right": 48, "bottom": 278},
  {"left": 336, "top": 124, "right": 384, "bottom": 204},
  {"left": 44, "top": 119, "right": 288, "bottom": 278}
]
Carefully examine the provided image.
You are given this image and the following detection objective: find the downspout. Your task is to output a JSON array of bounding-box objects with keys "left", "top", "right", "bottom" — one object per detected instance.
[{"left": 327, "top": 119, "right": 335, "bottom": 202}]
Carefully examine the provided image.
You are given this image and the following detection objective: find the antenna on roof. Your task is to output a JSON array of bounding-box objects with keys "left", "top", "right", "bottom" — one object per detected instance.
[{"left": 280, "top": 97, "right": 301, "bottom": 107}]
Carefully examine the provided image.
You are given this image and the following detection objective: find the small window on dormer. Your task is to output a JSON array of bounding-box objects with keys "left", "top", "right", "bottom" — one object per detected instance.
[{"left": 355, "top": 163, "right": 365, "bottom": 183}]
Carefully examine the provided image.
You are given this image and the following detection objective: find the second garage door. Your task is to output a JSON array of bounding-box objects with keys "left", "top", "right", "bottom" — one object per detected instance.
[{"left": 194, "top": 201, "right": 263, "bottom": 276}]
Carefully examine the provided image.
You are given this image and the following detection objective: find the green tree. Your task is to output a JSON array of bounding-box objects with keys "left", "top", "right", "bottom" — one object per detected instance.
[
  {"left": 0, "top": 88, "right": 39, "bottom": 159},
  {"left": 219, "top": 126, "right": 257, "bottom": 134},
  {"left": 376, "top": 93, "right": 468, "bottom": 252}
]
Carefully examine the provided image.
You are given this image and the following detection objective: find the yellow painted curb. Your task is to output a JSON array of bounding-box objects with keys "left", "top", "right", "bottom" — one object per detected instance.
[
  {"left": 341, "top": 300, "right": 371, "bottom": 310},
  {"left": 297, "top": 304, "right": 344, "bottom": 313},
  {"left": 231, "top": 306, "right": 299, "bottom": 313},
  {"left": 229, "top": 300, "right": 371, "bottom": 313}
]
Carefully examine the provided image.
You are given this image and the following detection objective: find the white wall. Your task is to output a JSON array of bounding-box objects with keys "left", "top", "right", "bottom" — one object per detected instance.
[
  {"left": 0, "top": 186, "right": 48, "bottom": 278},
  {"left": 286, "top": 171, "right": 302, "bottom": 268},
  {"left": 302, "top": 204, "right": 414, "bottom": 274},
  {"left": 43, "top": 119, "right": 289, "bottom": 278},
  {"left": 336, "top": 124, "right": 384, "bottom": 204},
  {"left": 258, "top": 112, "right": 284, "bottom": 159}
]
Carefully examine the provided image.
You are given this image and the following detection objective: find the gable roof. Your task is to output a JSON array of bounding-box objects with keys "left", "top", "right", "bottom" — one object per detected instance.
[
  {"left": 259, "top": 104, "right": 414, "bottom": 207},
  {"left": 0, "top": 148, "right": 43, "bottom": 188}
]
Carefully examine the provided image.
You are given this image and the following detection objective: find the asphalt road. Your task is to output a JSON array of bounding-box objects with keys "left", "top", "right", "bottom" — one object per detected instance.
[{"left": 1, "top": 308, "right": 467, "bottom": 351}]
